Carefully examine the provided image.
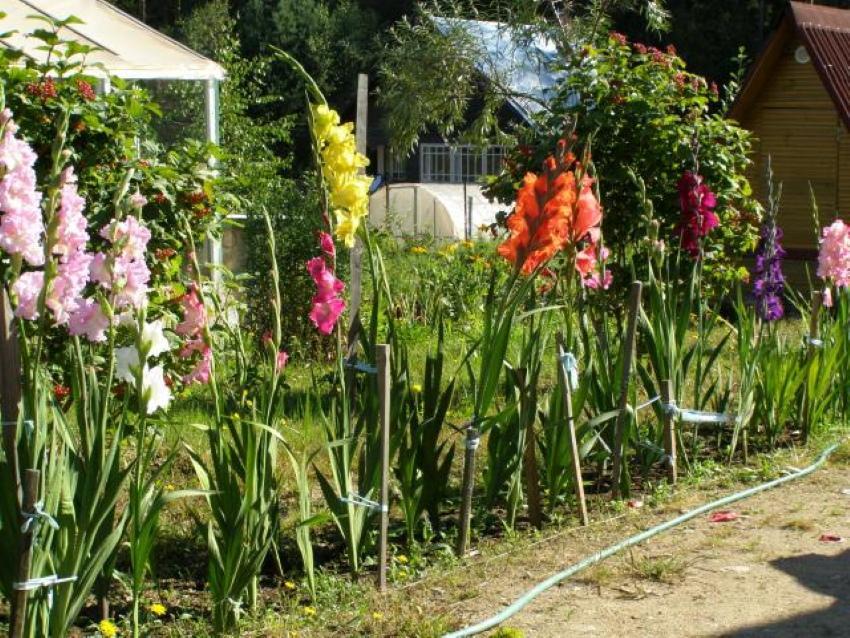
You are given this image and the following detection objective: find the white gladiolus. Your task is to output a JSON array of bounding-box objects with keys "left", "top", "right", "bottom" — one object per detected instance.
[
  {"left": 116, "top": 346, "right": 140, "bottom": 384},
  {"left": 142, "top": 365, "right": 171, "bottom": 414},
  {"left": 141, "top": 319, "right": 170, "bottom": 359}
]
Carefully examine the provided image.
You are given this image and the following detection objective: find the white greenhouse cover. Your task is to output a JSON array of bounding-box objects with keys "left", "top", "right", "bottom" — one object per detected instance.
[
  {"left": 1, "top": 0, "right": 225, "bottom": 81},
  {"left": 432, "top": 16, "right": 560, "bottom": 122}
]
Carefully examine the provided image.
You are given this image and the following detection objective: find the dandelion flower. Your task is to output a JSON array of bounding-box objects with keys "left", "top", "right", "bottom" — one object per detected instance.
[
  {"left": 149, "top": 603, "right": 167, "bottom": 617},
  {"left": 372, "top": 611, "right": 384, "bottom": 621},
  {"left": 396, "top": 554, "right": 408, "bottom": 564},
  {"left": 98, "top": 619, "right": 118, "bottom": 637},
  {"left": 284, "top": 580, "right": 296, "bottom": 590},
  {"left": 302, "top": 605, "right": 317, "bottom": 617}
]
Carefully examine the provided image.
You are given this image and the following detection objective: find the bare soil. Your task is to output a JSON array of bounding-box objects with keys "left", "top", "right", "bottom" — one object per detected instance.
[{"left": 405, "top": 453, "right": 850, "bottom": 637}]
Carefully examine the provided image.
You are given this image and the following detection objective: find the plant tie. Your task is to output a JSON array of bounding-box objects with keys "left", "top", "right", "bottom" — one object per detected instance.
[
  {"left": 340, "top": 492, "right": 387, "bottom": 513},
  {"left": 804, "top": 336, "right": 824, "bottom": 348},
  {"left": 559, "top": 352, "right": 579, "bottom": 390},
  {"left": 13, "top": 574, "right": 77, "bottom": 609},
  {"left": 21, "top": 500, "right": 59, "bottom": 534},
  {"left": 662, "top": 401, "right": 737, "bottom": 424},
  {"left": 635, "top": 395, "right": 660, "bottom": 411}
]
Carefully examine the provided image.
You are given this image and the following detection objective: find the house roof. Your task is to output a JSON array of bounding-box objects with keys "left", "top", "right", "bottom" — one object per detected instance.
[
  {"left": 1, "top": 0, "right": 225, "bottom": 81},
  {"left": 731, "top": 1, "right": 850, "bottom": 130},
  {"left": 431, "top": 17, "right": 560, "bottom": 123}
]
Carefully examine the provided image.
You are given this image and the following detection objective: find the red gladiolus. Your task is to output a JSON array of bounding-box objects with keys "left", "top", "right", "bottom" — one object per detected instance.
[
  {"left": 498, "top": 147, "right": 602, "bottom": 276},
  {"left": 676, "top": 171, "right": 718, "bottom": 257}
]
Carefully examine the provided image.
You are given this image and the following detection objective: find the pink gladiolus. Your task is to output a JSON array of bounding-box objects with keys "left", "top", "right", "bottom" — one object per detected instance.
[
  {"left": 816, "top": 220, "right": 850, "bottom": 288},
  {"left": 129, "top": 192, "right": 147, "bottom": 209},
  {"left": 180, "top": 338, "right": 212, "bottom": 385},
  {"left": 93, "top": 217, "right": 152, "bottom": 310},
  {"left": 309, "top": 297, "right": 346, "bottom": 335},
  {"left": 68, "top": 298, "right": 110, "bottom": 342},
  {"left": 53, "top": 167, "right": 88, "bottom": 258},
  {"left": 175, "top": 286, "right": 207, "bottom": 337},
  {"left": 12, "top": 271, "right": 44, "bottom": 320},
  {"left": 306, "top": 256, "right": 345, "bottom": 335},
  {"left": 823, "top": 287, "right": 833, "bottom": 308},
  {"left": 101, "top": 216, "right": 151, "bottom": 260},
  {"left": 0, "top": 115, "right": 45, "bottom": 266},
  {"left": 276, "top": 350, "right": 289, "bottom": 372},
  {"left": 48, "top": 250, "right": 94, "bottom": 324},
  {"left": 582, "top": 269, "right": 613, "bottom": 290},
  {"left": 319, "top": 232, "right": 335, "bottom": 258}
]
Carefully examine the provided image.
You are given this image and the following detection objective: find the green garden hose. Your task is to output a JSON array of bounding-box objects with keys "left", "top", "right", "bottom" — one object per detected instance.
[{"left": 443, "top": 442, "right": 841, "bottom": 638}]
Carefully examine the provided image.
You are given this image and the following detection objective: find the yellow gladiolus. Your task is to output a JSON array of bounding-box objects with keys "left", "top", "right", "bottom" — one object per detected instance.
[{"left": 311, "top": 104, "right": 339, "bottom": 143}]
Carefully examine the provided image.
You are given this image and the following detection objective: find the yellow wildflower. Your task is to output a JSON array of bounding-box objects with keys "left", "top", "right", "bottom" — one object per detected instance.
[
  {"left": 462, "top": 240, "right": 474, "bottom": 248},
  {"left": 396, "top": 554, "right": 408, "bottom": 564},
  {"left": 302, "top": 605, "right": 317, "bottom": 617},
  {"left": 372, "top": 611, "right": 384, "bottom": 621},
  {"left": 284, "top": 580, "right": 296, "bottom": 590},
  {"left": 149, "top": 603, "right": 167, "bottom": 617},
  {"left": 411, "top": 383, "right": 422, "bottom": 395},
  {"left": 99, "top": 619, "right": 118, "bottom": 637},
  {"left": 410, "top": 246, "right": 427, "bottom": 254}
]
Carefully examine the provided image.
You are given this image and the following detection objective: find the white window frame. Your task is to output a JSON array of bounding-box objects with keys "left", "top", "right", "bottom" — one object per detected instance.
[{"left": 420, "top": 144, "right": 505, "bottom": 184}]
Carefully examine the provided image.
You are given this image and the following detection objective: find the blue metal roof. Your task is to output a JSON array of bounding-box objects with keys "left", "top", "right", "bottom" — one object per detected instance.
[{"left": 432, "top": 17, "right": 561, "bottom": 123}]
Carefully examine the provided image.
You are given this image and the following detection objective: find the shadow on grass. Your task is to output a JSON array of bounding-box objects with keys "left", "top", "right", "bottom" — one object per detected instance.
[{"left": 722, "top": 548, "right": 850, "bottom": 637}]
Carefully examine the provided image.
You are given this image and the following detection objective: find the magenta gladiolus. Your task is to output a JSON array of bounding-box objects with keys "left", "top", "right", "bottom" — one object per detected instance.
[
  {"left": 180, "top": 338, "right": 212, "bottom": 385},
  {"left": 675, "top": 171, "right": 718, "bottom": 257},
  {"left": 306, "top": 255, "right": 345, "bottom": 335},
  {"left": 319, "top": 231, "right": 335, "bottom": 258},
  {"left": 276, "top": 350, "right": 289, "bottom": 372}
]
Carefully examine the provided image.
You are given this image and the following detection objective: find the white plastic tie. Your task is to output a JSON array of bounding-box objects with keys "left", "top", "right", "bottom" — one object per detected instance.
[
  {"left": 466, "top": 435, "right": 481, "bottom": 451},
  {"left": 559, "top": 352, "right": 579, "bottom": 390},
  {"left": 663, "top": 402, "right": 736, "bottom": 424},
  {"left": 13, "top": 574, "right": 77, "bottom": 609},
  {"left": 21, "top": 501, "right": 59, "bottom": 534},
  {"left": 805, "top": 336, "right": 824, "bottom": 349},
  {"left": 635, "top": 396, "right": 660, "bottom": 411},
  {"left": 341, "top": 492, "right": 388, "bottom": 513}
]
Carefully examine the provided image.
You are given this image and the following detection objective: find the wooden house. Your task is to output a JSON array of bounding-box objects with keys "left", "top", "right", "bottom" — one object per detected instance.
[{"left": 731, "top": 1, "right": 850, "bottom": 258}]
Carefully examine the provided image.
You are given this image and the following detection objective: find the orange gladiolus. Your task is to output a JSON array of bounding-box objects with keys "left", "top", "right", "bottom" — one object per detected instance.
[{"left": 498, "top": 148, "right": 602, "bottom": 275}]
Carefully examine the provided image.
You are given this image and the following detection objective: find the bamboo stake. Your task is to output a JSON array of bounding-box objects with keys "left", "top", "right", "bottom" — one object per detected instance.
[
  {"left": 515, "top": 368, "right": 542, "bottom": 529},
  {"left": 376, "top": 345, "right": 390, "bottom": 592},
  {"left": 611, "top": 281, "right": 643, "bottom": 500},
  {"left": 802, "top": 290, "right": 824, "bottom": 444},
  {"left": 456, "top": 423, "right": 480, "bottom": 556},
  {"left": 11, "top": 469, "right": 40, "bottom": 638},
  {"left": 556, "top": 333, "right": 589, "bottom": 526},
  {"left": 661, "top": 379, "right": 677, "bottom": 484}
]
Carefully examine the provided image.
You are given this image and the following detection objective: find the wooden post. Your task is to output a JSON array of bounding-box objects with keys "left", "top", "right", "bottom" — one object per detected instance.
[
  {"left": 376, "top": 345, "right": 390, "bottom": 592},
  {"left": 456, "top": 423, "right": 479, "bottom": 556},
  {"left": 10, "top": 469, "right": 39, "bottom": 638},
  {"left": 661, "top": 379, "right": 677, "bottom": 484},
  {"left": 1, "top": 288, "right": 22, "bottom": 506},
  {"left": 349, "top": 72, "right": 368, "bottom": 331},
  {"left": 611, "top": 281, "right": 643, "bottom": 500},
  {"left": 557, "top": 334, "right": 589, "bottom": 526},
  {"left": 515, "top": 369, "right": 542, "bottom": 529},
  {"left": 802, "top": 290, "right": 824, "bottom": 444}
]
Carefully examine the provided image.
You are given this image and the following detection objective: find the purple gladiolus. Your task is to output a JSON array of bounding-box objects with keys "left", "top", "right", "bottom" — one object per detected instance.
[{"left": 752, "top": 220, "right": 786, "bottom": 322}]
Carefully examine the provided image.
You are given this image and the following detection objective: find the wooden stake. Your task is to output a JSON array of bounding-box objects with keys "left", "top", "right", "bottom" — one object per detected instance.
[
  {"left": 11, "top": 469, "right": 40, "bottom": 638},
  {"left": 349, "top": 72, "right": 368, "bottom": 330},
  {"left": 376, "top": 345, "right": 390, "bottom": 592},
  {"left": 515, "top": 369, "right": 542, "bottom": 529},
  {"left": 611, "top": 281, "right": 643, "bottom": 500},
  {"left": 802, "top": 290, "right": 824, "bottom": 444},
  {"left": 557, "top": 333, "right": 589, "bottom": 526},
  {"left": 0, "top": 288, "right": 22, "bottom": 506},
  {"left": 661, "top": 379, "right": 677, "bottom": 484},
  {"left": 456, "top": 423, "right": 479, "bottom": 556}
]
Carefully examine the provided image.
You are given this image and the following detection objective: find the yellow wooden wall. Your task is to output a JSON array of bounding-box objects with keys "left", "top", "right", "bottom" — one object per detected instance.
[{"left": 740, "top": 37, "right": 848, "bottom": 252}]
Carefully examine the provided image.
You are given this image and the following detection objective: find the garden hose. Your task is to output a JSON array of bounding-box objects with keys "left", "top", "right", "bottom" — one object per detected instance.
[{"left": 443, "top": 441, "right": 842, "bottom": 638}]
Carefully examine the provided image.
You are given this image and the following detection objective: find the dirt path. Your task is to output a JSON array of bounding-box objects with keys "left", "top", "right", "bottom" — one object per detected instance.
[{"left": 411, "top": 455, "right": 850, "bottom": 637}]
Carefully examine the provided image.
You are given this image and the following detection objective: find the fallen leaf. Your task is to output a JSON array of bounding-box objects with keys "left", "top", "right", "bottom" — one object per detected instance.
[
  {"left": 709, "top": 511, "right": 739, "bottom": 523},
  {"left": 627, "top": 499, "right": 644, "bottom": 509},
  {"left": 819, "top": 533, "right": 844, "bottom": 543}
]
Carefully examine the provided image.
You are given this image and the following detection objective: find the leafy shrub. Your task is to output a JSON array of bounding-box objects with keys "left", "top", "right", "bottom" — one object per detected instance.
[{"left": 486, "top": 32, "right": 761, "bottom": 290}]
